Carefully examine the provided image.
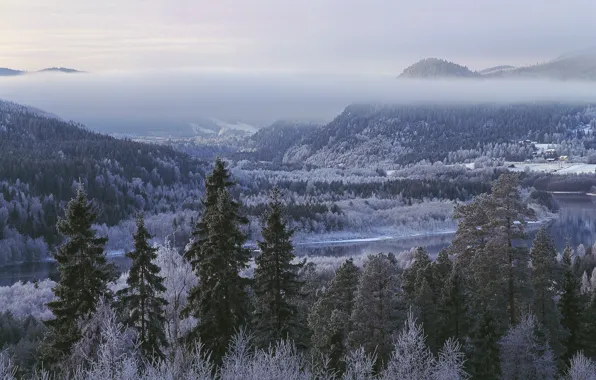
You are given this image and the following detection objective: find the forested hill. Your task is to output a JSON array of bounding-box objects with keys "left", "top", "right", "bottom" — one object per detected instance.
[
  {"left": 0, "top": 100, "right": 206, "bottom": 265},
  {"left": 283, "top": 103, "right": 595, "bottom": 168},
  {"left": 236, "top": 120, "right": 321, "bottom": 163},
  {"left": 398, "top": 58, "right": 480, "bottom": 79}
]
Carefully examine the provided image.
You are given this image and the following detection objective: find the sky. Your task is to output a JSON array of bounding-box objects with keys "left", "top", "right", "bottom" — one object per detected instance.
[{"left": 2, "top": 0, "right": 596, "bottom": 74}]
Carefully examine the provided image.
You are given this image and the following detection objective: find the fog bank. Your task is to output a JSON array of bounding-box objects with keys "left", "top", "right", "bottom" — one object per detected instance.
[{"left": 2, "top": 71, "right": 596, "bottom": 135}]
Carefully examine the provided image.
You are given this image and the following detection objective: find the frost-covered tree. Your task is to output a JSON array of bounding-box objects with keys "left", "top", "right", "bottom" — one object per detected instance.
[
  {"left": 560, "top": 243, "right": 584, "bottom": 363},
  {"left": 252, "top": 188, "right": 304, "bottom": 348},
  {"left": 530, "top": 226, "right": 566, "bottom": 361},
  {"left": 308, "top": 258, "right": 360, "bottom": 371},
  {"left": 432, "top": 339, "right": 469, "bottom": 380},
  {"left": 41, "top": 188, "right": 117, "bottom": 369},
  {"left": 154, "top": 244, "right": 197, "bottom": 351},
  {"left": 349, "top": 253, "right": 404, "bottom": 364},
  {"left": 117, "top": 214, "right": 168, "bottom": 362},
  {"left": 70, "top": 298, "right": 137, "bottom": 378},
  {"left": 380, "top": 312, "right": 434, "bottom": 380},
  {"left": 342, "top": 347, "right": 376, "bottom": 380},
  {"left": 219, "top": 331, "right": 313, "bottom": 380},
  {"left": 182, "top": 158, "right": 250, "bottom": 361},
  {"left": 564, "top": 352, "right": 596, "bottom": 380},
  {"left": 581, "top": 271, "right": 592, "bottom": 294},
  {"left": 0, "top": 351, "right": 17, "bottom": 380},
  {"left": 380, "top": 312, "right": 468, "bottom": 380},
  {"left": 498, "top": 314, "right": 556, "bottom": 380}
]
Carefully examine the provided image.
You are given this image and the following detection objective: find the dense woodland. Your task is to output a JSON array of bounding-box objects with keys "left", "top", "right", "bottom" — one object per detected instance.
[
  {"left": 0, "top": 162, "right": 596, "bottom": 379},
  {"left": 283, "top": 103, "right": 596, "bottom": 167}
]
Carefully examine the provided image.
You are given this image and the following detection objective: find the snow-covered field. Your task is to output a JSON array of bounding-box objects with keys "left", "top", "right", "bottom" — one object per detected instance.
[{"left": 508, "top": 162, "right": 596, "bottom": 175}]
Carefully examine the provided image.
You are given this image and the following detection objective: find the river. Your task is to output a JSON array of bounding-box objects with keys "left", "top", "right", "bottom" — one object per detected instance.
[{"left": 1, "top": 194, "right": 594, "bottom": 287}]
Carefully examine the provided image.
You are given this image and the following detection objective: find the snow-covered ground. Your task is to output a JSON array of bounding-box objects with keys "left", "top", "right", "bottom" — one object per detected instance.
[{"left": 508, "top": 162, "right": 596, "bottom": 175}]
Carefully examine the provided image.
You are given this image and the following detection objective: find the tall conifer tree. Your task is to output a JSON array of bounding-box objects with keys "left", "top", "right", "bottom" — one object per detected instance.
[
  {"left": 308, "top": 258, "right": 360, "bottom": 371},
  {"left": 41, "top": 188, "right": 117, "bottom": 368},
  {"left": 530, "top": 226, "right": 566, "bottom": 362},
  {"left": 117, "top": 214, "right": 168, "bottom": 362},
  {"left": 349, "top": 253, "right": 404, "bottom": 365},
  {"left": 559, "top": 243, "right": 583, "bottom": 363},
  {"left": 252, "top": 188, "right": 304, "bottom": 348},
  {"left": 468, "top": 309, "right": 501, "bottom": 380},
  {"left": 182, "top": 158, "right": 250, "bottom": 361}
]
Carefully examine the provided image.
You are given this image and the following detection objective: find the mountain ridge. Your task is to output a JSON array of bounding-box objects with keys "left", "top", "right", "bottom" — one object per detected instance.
[
  {"left": 399, "top": 49, "right": 596, "bottom": 80},
  {"left": 0, "top": 67, "right": 84, "bottom": 76}
]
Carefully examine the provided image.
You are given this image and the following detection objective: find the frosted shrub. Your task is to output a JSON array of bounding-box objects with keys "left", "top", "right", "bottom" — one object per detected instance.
[
  {"left": 565, "top": 352, "right": 596, "bottom": 380},
  {"left": 432, "top": 339, "right": 469, "bottom": 380},
  {"left": 220, "top": 331, "right": 312, "bottom": 380},
  {"left": 499, "top": 314, "right": 556, "bottom": 380},
  {"left": 0, "top": 351, "right": 17, "bottom": 380},
  {"left": 141, "top": 344, "right": 213, "bottom": 380},
  {"left": 342, "top": 347, "right": 376, "bottom": 380},
  {"left": 381, "top": 312, "right": 434, "bottom": 380}
]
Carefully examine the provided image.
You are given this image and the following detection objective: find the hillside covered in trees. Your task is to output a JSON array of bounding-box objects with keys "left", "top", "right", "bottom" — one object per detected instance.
[
  {"left": 398, "top": 58, "right": 480, "bottom": 79},
  {"left": 0, "top": 100, "right": 207, "bottom": 265},
  {"left": 283, "top": 103, "right": 596, "bottom": 168}
]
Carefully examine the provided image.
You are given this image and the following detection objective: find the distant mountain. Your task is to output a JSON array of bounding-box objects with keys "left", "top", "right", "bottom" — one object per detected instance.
[
  {"left": 0, "top": 68, "right": 25, "bottom": 77},
  {"left": 237, "top": 120, "right": 321, "bottom": 162},
  {"left": 37, "top": 67, "right": 83, "bottom": 74},
  {"left": 484, "top": 49, "right": 596, "bottom": 80},
  {"left": 398, "top": 58, "right": 480, "bottom": 79},
  {"left": 399, "top": 48, "right": 596, "bottom": 80},
  {"left": 0, "top": 67, "right": 83, "bottom": 77}
]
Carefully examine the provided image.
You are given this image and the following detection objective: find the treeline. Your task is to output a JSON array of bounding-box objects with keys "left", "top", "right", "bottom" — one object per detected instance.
[{"left": 2, "top": 163, "right": 596, "bottom": 378}]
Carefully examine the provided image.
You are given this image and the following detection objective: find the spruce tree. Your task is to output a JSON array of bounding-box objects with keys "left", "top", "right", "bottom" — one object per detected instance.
[
  {"left": 402, "top": 247, "right": 432, "bottom": 303},
  {"left": 530, "top": 226, "right": 566, "bottom": 362},
  {"left": 308, "top": 258, "right": 360, "bottom": 371},
  {"left": 182, "top": 158, "right": 250, "bottom": 361},
  {"left": 582, "top": 291, "right": 596, "bottom": 359},
  {"left": 486, "top": 173, "right": 535, "bottom": 326},
  {"left": 439, "top": 263, "right": 469, "bottom": 343},
  {"left": 349, "top": 253, "right": 404, "bottom": 365},
  {"left": 559, "top": 243, "right": 584, "bottom": 363},
  {"left": 40, "top": 188, "right": 117, "bottom": 368},
  {"left": 117, "top": 214, "right": 168, "bottom": 362},
  {"left": 252, "top": 188, "right": 304, "bottom": 348},
  {"left": 468, "top": 309, "right": 501, "bottom": 380}
]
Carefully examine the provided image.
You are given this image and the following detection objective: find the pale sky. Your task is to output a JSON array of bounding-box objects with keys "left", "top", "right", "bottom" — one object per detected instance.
[{"left": 1, "top": 0, "right": 596, "bottom": 74}]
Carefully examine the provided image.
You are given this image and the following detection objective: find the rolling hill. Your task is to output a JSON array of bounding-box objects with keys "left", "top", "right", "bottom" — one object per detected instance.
[{"left": 398, "top": 58, "right": 480, "bottom": 79}]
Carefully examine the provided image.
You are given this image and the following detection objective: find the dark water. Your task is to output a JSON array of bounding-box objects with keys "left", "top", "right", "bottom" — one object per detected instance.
[{"left": 1, "top": 194, "right": 594, "bottom": 287}]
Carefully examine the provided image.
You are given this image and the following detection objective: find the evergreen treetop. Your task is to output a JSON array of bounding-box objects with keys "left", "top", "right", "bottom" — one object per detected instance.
[
  {"left": 253, "top": 187, "right": 304, "bottom": 348},
  {"left": 41, "top": 187, "right": 117, "bottom": 368},
  {"left": 118, "top": 214, "right": 168, "bottom": 362}
]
